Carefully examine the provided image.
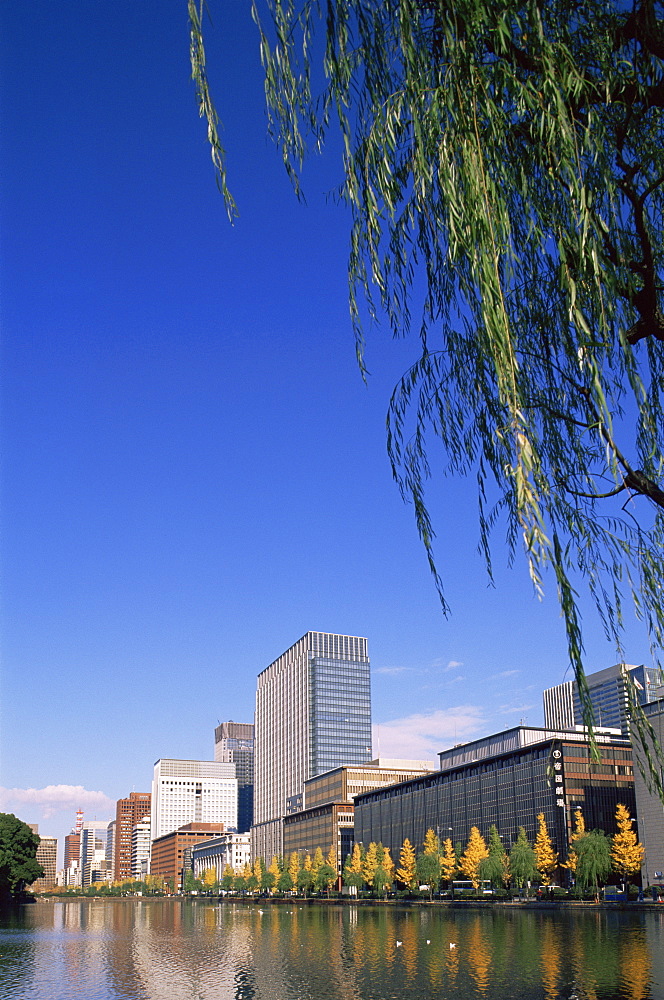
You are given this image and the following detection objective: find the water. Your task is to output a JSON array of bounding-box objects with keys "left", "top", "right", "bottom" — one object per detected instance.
[{"left": 1, "top": 899, "right": 663, "bottom": 1000}]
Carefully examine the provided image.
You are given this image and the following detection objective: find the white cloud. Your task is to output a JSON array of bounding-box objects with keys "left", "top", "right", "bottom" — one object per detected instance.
[
  {"left": 445, "top": 660, "right": 464, "bottom": 671},
  {"left": 373, "top": 706, "right": 485, "bottom": 760},
  {"left": 494, "top": 669, "right": 520, "bottom": 679},
  {"left": 0, "top": 785, "right": 115, "bottom": 820},
  {"left": 497, "top": 702, "right": 536, "bottom": 716},
  {"left": 373, "top": 666, "right": 411, "bottom": 676}
]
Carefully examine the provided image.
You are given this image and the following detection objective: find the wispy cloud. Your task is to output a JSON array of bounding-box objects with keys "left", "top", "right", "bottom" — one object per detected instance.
[
  {"left": 373, "top": 706, "right": 485, "bottom": 760},
  {"left": 0, "top": 785, "right": 115, "bottom": 820},
  {"left": 430, "top": 658, "right": 464, "bottom": 672},
  {"left": 493, "top": 669, "right": 520, "bottom": 679},
  {"left": 373, "top": 666, "right": 411, "bottom": 676},
  {"left": 497, "top": 702, "right": 536, "bottom": 716}
]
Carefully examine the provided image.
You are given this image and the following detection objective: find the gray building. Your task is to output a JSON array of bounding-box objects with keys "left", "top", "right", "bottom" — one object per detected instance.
[
  {"left": 353, "top": 725, "right": 635, "bottom": 873},
  {"left": 253, "top": 632, "right": 372, "bottom": 861},
  {"left": 214, "top": 721, "right": 255, "bottom": 833},
  {"left": 632, "top": 698, "right": 664, "bottom": 886},
  {"left": 543, "top": 663, "right": 664, "bottom": 735}
]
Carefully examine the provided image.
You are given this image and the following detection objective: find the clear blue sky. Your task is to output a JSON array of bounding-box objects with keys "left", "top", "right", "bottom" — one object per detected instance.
[{"left": 0, "top": 1, "right": 649, "bottom": 860}]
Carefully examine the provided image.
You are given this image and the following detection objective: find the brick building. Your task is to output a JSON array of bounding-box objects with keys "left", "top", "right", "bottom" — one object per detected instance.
[
  {"left": 150, "top": 823, "right": 225, "bottom": 891},
  {"left": 114, "top": 792, "right": 151, "bottom": 881}
]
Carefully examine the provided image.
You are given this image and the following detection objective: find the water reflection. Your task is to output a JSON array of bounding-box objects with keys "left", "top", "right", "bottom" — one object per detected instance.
[{"left": 0, "top": 900, "right": 663, "bottom": 1000}]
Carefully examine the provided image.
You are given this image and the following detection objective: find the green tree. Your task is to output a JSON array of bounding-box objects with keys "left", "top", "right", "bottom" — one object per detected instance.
[
  {"left": 460, "top": 827, "right": 489, "bottom": 890},
  {"left": 277, "top": 869, "right": 293, "bottom": 894},
  {"left": 0, "top": 814, "right": 43, "bottom": 898},
  {"left": 611, "top": 803, "right": 645, "bottom": 881},
  {"left": 191, "top": 1, "right": 664, "bottom": 774},
  {"left": 575, "top": 830, "right": 612, "bottom": 893},
  {"left": 509, "top": 828, "right": 537, "bottom": 891},
  {"left": 220, "top": 864, "right": 235, "bottom": 891},
  {"left": 479, "top": 825, "right": 510, "bottom": 889},
  {"left": 534, "top": 813, "right": 558, "bottom": 886}
]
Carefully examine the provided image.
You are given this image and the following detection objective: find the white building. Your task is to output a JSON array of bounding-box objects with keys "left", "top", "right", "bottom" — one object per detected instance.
[
  {"left": 150, "top": 759, "right": 238, "bottom": 841},
  {"left": 80, "top": 821, "right": 112, "bottom": 887},
  {"left": 253, "top": 632, "right": 372, "bottom": 861},
  {"left": 192, "top": 832, "right": 252, "bottom": 881},
  {"left": 131, "top": 818, "right": 152, "bottom": 879}
]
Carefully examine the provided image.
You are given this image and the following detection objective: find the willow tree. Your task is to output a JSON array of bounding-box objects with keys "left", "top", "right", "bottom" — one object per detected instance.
[{"left": 190, "top": 0, "right": 664, "bottom": 766}]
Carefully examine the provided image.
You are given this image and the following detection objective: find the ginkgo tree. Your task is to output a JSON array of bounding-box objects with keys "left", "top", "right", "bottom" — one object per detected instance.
[{"left": 190, "top": 0, "right": 664, "bottom": 776}]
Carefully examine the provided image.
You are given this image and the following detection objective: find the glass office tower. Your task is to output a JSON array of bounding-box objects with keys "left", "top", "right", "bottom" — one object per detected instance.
[{"left": 253, "top": 632, "right": 372, "bottom": 861}]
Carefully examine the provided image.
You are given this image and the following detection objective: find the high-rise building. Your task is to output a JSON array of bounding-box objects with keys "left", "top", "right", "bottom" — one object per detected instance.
[
  {"left": 253, "top": 631, "right": 372, "bottom": 861},
  {"left": 27, "top": 826, "right": 58, "bottom": 893},
  {"left": 80, "top": 821, "right": 112, "bottom": 887},
  {"left": 131, "top": 818, "right": 152, "bottom": 879},
  {"left": 150, "top": 759, "right": 238, "bottom": 841},
  {"left": 114, "top": 792, "right": 152, "bottom": 880},
  {"left": 631, "top": 698, "right": 664, "bottom": 886},
  {"left": 214, "top": 721, "right": 254, "bottom": 832},
  {"left": 543, "top": 663, "right": 664, "bottom": 735}
]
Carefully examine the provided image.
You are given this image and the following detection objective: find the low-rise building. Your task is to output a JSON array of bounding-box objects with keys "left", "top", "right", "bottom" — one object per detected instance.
[
  {"left": 192, "top": 832, "right": 252, "bottom": 880},
  {"left": 354, "top": 726, "right": 636, "bottom": 877},
  {"left": 150, "top": 823, "right": 225, "bottom": 891}
]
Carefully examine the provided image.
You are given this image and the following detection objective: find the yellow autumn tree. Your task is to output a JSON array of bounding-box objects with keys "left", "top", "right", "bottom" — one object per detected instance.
[
  {"left": 343, "top": 843, "right": 364, "bottom": 890},
  {"left": 312, "top": 847, "right": 324, "bottom": 873},
  {"left": 396, "top": 838, "right": 417, "bottom": 888},
  {"left": 460, "top": 827, "right": 489, "bottom": 889},
  {"left": 611, "top": 803, "right": 645, "bottom": 880},
  {"left": 534, "top": 813, "right": 558, "bottom": 885},
  {"left": 268, "top": 856, "right": 280, "bottom": 881},
  {"left": 202, "top": 867, "right": 217, "bottom": 889},
  {"left": 363, "top": 842, "right": 379, "bottom": 888},
  {"left": 381, "top": 846, "right": 395, "bottom": 883},
  {"left": 326, "top": 844, "right": 337, "bottom": 874},
  {"left": 439, "top": 837, "right": 457, "bottom": 884},
  {"left": 423, "top": 828, "right": 440, "bottom": 854},
  {"left": 562, "top": 808, "right": 585, "bottom": 872},
  {"left": 288, "top": 852, "right": 300, "bottom": 883}
]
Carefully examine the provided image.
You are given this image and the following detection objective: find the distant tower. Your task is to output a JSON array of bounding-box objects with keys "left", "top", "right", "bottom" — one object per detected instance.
[
  {"left": 64, "top": 809, "right": 85, "bottom": 875},
  {"left": 214, "top": 721, "right": 254, "bottom": 833}
]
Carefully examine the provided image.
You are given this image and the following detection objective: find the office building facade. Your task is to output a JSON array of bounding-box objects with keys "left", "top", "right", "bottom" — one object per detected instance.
[
  {"left": 253, "top": 632, "right": 372, "bottom": 861},
  {"left": 283, "top": 759, "right": 434, "bottom": 870},
  {"left": 192, "top": 832, "right": 252, "bottom": 880},
  {"left": 354, "top": 726, "right": 635, "bottom": 876},
  {"left": 114, "top": 792, "right": 151, "bottom": 880},
  {"left": 151, "top": 759, "right": 237, "bottom": 841},
  {"left": 214, "top": 721, "right": 254, "bottom": 833},
  {"left": 544, "top": 663, "right": 664, "bottom": 735},
  {"left": 632, "top": 698, "right": 664, "bottom": 886},
  {"left": 131, "top": 818, "right": 152, "bottom": 879}
]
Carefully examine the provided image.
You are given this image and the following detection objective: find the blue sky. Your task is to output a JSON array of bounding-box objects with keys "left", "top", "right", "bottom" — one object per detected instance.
[{"left": 0, "top": 1, "right": 650, "bottom": 861}]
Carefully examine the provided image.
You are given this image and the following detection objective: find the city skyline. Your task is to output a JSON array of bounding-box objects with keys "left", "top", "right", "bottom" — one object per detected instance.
[{"left": 1, "top": 1, "right": 655, "bottom": 860}]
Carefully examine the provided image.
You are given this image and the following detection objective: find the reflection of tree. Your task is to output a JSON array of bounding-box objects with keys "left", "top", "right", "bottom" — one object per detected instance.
[
  {"left": 618, "top": 928, "right": 651, "bottom": 1000},
  {"left": 539, "top": 921, "right": 561, "bottom": 1000},
  {"left": 466, "top": 916, "right": 491, "bottom": 994}
]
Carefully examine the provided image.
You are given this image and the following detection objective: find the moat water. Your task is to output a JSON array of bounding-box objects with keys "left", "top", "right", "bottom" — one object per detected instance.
[{"left": 1, "top": 899, "right": 663, "bottom": 999}]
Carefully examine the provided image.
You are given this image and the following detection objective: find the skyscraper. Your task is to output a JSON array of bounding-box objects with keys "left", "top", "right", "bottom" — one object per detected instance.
[
  {"left": 253, "top": 631, "right": 372, "bottom": 860},
  {"left": 114, "top": 791, "right": 152, "bottom": 880},
  {"left": 150, "top": 759, "right": 238, "bottom": 841},
  {"left": 214, "top": 721, "right": 254, "bottom": 833},
  {"left": 543, "top": 662, "right": 664, "bottom": 735}
]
